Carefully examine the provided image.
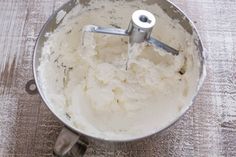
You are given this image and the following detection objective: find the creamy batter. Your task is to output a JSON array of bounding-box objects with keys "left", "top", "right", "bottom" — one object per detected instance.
[{"left": 38, "top": 0, "right": 201, "bottom": 140}]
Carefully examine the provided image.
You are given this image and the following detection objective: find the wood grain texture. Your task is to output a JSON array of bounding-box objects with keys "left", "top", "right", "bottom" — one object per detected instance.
[{"left": 0, "top": 0, "right": 235, "bottom": 156}]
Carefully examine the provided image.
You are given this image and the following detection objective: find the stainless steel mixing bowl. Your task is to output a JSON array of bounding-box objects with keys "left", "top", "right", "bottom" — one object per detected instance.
[{"left": 33, "top": 0, "right": 206, "bottom": 156}]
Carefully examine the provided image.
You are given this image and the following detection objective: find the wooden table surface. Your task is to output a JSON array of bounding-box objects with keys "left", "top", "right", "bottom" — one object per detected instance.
[{"left": 0, "top": 0, "right": 235, "bottom": 156}]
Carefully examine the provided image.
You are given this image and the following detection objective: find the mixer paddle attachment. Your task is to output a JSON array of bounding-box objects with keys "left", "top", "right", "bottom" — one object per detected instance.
[{"left": 83, "top": 10, "right": 179, "bottom": 56}]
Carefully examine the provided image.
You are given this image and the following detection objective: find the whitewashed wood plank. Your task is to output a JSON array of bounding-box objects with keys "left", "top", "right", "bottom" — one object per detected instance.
[{"left": 0, "top": 0, "right": 235, "bottom": 156}]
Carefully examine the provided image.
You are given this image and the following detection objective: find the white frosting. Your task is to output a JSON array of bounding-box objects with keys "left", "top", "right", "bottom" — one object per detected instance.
[
  {"left": 38, "top": 0, "right": 201, "bottom": 140},
  {"left": 56, "top": 10, "right": 66, "bottom": 24}
]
